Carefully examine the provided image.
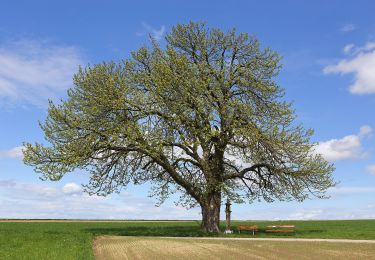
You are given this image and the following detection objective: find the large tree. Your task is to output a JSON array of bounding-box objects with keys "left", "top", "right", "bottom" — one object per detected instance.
[{"left": 23, "top": 22, "right": 335, "bottom": 232}]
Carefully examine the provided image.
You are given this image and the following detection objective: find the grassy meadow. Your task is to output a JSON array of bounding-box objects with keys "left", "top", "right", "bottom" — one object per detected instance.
[{"left": 1, "top": 219, "right": 375, "bottom": 259}]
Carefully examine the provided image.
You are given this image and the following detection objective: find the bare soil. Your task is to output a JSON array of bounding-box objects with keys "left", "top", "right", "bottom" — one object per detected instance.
[{"left": 94, "top": 236, "right": 375, "bottom": 260}]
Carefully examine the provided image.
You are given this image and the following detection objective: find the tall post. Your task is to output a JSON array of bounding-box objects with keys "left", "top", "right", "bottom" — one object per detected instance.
[{"left": 224, "top": 198, "right": 233, "bottom": 234}]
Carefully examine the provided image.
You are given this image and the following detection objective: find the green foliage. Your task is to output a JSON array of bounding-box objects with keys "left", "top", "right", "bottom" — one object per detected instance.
[{"left": 23, "top": 22, "right": 335, "bottom": 211}]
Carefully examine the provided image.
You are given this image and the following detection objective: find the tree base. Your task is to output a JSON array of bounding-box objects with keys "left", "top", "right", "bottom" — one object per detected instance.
[{"left": 200, "top": 192, "right": 221, "bottom": 233}]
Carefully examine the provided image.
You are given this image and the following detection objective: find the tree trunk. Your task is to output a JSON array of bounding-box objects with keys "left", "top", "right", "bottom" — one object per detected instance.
[{"left": 200, "top": 192, "right": 221, "bottom": 233}]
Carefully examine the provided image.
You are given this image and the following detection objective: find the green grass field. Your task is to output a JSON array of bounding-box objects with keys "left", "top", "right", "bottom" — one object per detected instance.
[{"left": 1, "top": 219, "right": 375, "bottom": 259}]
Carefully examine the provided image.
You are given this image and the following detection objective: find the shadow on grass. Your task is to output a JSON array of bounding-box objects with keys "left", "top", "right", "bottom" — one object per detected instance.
[
  {"left": 85, "top": 224, "right": 327, "bottom": 238},
  {"left": 85, "top": 225, "right": 215, "bottom": 237}
]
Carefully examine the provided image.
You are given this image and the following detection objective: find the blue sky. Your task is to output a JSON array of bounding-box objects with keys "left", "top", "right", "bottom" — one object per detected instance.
[{"left": 1, "top": 0, "right": 375, "bottom": 220}]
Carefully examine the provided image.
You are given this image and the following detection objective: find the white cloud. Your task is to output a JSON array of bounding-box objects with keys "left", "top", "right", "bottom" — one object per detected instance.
[
  {"left": 137, "top": 23, "right": 166, "bottom": 41},
  {"left": 313, "top": 125, "right": 372, "bottom": 161},
  {"left": 0, "top": 180, "right": 16, "bottom": 187},
  {"left": 324, "top": 42, "right": 375, "bottom": 94},
  {"left": 62, "top": 182, "right": 82, "bottom": 195},
  {"left": 328, "top": 186, "right": 375, "bottom": 195},
  {"left": 234, "top": 204, "right": 375, "bottom": 221},
  {"left": 21, "top": 183, "right": 60, "bottom": 198},
  {"left": 359, "top": 125, "right": 373, "bottom": 137},
  {"left": 343, "top": 43, "right": 354, "bottom": 54},
  {"left": 298, "top": 206, "right": 375, "bottom": 220},
  {"left": 2, "top": 179, "right": 375, "bottom": 220},
  {"left": 287, "top": 209, "right": 323, "bottom": 220},
  {"left": 356, "top": 42, "right": 375, "bottom": 53},
  {"left": 0, "top": 180, "right": 201, "bottom": 219},
  {"left": 0, "top": 146, "right": 24, "bottom": 159},
  {"left": 340, "top": 24, "right": 356, "bottom": 32},
  {"left": 0, "top": 40, "right": 83, "bottom": 107},
  {"left": 365, "top": 165, "right": 375, "bottom": 176}
]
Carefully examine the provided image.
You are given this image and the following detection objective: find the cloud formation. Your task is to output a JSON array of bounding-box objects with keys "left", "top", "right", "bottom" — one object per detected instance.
[
  {"left": 365, "top": 165, "right": 375, "bottom": 176},
  {"left": 137, "top": 23, "right": 166, "bottom": 41},
  {"left": 343, "top": 43, "right": 355, "bottom": 54},
  {"left": 0, "top": 146, "right": 24, "bottom": 159},
  {"left": 62, "top": 183, "right": 82, "bottom": 195},
  {"left": 234, "top": 203, "right": 375, "bottom": 220},
  {"left": 287, "top": 206, "right": 375, "bottom": 220},
  {"left": 314, "top": 125, "right": 372, "bottom": 161},
  {"left": 1, "top": 179, "right": 375, "bottom": 220},
  {"left": 324, "top": 42, "right": 375, "bottom": 94},
  {"left": 340, "top": 24, "right": 356, "bottom": 32},
  {"left": 0, "top": 180, "right": 201, "bottom": 219},
  {"left": 0, "top": 40, "right": 83, "bottom": 107},
  {"left": 328, "top": 186, "right": 375, "bottom": 195}
]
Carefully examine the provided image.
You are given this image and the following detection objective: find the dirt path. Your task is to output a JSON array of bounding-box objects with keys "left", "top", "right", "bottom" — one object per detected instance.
[
  {"left": 159, "top": 236, "right": 375, "bottom": 243},
  {"left": 94, "top": 236, "right": 375, "bottom": 260}
]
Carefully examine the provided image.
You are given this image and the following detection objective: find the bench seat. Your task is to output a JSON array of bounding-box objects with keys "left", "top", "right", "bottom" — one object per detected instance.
[
  {"left": 265, "top": 225, "right": 295, "bottom": 233},
  {"left": 237, "top": 225, "right": 258, "bottom": 235}
]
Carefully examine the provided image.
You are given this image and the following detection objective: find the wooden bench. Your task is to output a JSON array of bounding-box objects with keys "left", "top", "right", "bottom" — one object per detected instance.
[
  {"left": 237, "top": 225, "right": 258, "bottom": 235},
  {"left": 265, "top": 225, "right": 295, "bottom": 233}
]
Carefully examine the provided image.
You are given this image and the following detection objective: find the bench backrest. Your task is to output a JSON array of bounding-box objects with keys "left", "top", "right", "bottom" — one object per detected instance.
[
  {"left": 266, "top": 225, "right": 295, "bottom": 229},
  {"left": 238, "top": 225, "right": 258, "bottom": 230}
]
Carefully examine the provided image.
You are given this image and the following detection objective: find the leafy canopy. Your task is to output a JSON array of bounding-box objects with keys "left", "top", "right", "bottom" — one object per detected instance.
[{"left": 24, "top": 22, "right": 335, "bottom": 208}]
